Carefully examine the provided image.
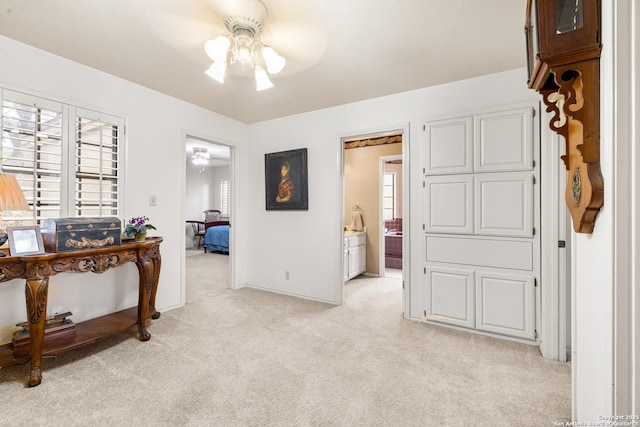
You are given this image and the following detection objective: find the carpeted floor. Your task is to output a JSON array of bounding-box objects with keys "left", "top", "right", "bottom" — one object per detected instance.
[{"left": 0, "top": 249, "right": 571, "bottom": 426}]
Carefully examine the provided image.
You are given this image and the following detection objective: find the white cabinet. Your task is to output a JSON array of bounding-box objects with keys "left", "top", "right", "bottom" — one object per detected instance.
[
  {"left": 344, "top": 231, "right": 366, "bottom": 281},
  {"left": 422, "top": 104, "right": 539, "bottom": 342}
]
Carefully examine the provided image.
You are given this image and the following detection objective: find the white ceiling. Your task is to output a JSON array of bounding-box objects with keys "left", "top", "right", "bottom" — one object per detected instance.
[{"left": 0, "top": 0, "right": 527, "bottom": 124}]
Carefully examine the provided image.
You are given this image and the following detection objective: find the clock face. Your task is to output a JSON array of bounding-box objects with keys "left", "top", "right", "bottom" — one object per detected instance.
[
  {"left": 556, "top": 0, "right": 584, "bottom": 34},
  {"left": 525, "top": 0, "right": 540, "bottom": 83}
]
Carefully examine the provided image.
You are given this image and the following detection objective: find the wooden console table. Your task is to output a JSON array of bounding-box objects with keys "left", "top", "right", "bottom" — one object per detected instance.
[{"left": 0, "top": 237, "right": 162, "bottom": 387}]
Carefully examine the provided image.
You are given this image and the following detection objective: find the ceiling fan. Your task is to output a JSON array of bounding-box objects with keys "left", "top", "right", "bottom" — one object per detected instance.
[{"left": 203, "top": 0, "right": 286, "bottom": 90}]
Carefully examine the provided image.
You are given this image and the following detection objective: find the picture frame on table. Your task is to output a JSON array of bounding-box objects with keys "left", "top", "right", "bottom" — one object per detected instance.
[
  {"left": 7, "top": 225, "right": 45, "bottom": 256},
  {"left": 265, "top": 148, "right": 308, "bottom": 211}
]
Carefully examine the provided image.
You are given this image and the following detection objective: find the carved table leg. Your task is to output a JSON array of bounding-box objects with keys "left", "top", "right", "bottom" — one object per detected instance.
[
  {"left": 135, "top": 258, "right": 152, "bottom": 341},
  {"left": 149, "top": 255, "right": 162, "bottom": 320},
  {"left": 24, "top": 277, "right": 49, "bottom": 387}
]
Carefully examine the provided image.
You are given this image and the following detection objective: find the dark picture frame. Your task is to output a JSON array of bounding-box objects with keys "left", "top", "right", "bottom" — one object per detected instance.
[
  {"left": 7, "top": 225, "right": 45, "bottom": 256},
  {"left": 265, "top": 148, "right": 308, "bottom": 210}
]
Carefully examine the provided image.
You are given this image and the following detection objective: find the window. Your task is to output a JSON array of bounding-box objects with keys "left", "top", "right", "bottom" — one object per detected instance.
[
  {"left": 74, "top": 110, "right": 121, "bottom": 217},
  {"left": 220, "top": 179, "right": 229, "bottom": 216},
  {"left": 383, "top": 173, "right": 395, "bottom": 220},
  {"left": 1, "top": 89, "right": 124, "bottom": 226}
]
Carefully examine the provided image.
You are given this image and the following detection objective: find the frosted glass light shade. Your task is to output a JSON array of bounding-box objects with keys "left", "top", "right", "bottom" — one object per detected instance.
[
  {"left": 205, "top": 36, "right": 231, "bottom": 62},
  {"left": 255, "top": 65, "right": 273, "bottom": 91},
  {"left": 204, "top": 36, "right": 231, "bottom": 62},
  {"left": 205, "top": 62, "right": 227, "bottom": 84},
  {"left": 262, "top": 47, "right": 286, "bottom": 74}
]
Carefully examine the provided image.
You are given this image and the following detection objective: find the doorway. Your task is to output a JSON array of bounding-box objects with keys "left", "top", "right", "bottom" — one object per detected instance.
[
  {"left": 380, "top": 155, "right": 403, "bottom": 278},
  {"left": 339, "top": 124, "right": 410, "bottom": 317},
  {"left": 183, "top": 134, "right": 235, "bottom": 305}
]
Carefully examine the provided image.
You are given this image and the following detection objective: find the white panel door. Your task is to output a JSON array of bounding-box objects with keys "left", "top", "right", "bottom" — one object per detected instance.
[
  {"left": 475, "top": 271, "right": 535, "bottom": 340},
  {"left": 426, "top": 266, "right": 475, "bottom": 329},
  {"left": 475, "top": 172, "right": 534, "bottom": 238},
  {"left": 424, "top": 117, "right": 473, "bottom": 175},
  {"left": 474, "top": 107, "right": 533, "bottom": 172},
  {"left": 424, "top": 175, "right": 473, "bottom": 234}
]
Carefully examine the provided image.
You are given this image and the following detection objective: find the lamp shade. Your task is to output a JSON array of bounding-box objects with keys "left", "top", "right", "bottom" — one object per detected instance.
[
  {"left": 262, "top": 47, "right": 286, "bottom": 74},
  {"left": 0, "top": 173, "right": 29, "bottom": 211},
  {"left": 205, "top": 36, "right": 231, "bottom": 62},
  {"left": 205, "top": 61, "right": 227, "bottom": 84},
  {"left": 255, "top": 65, "right": 274, "bottom": 91}
]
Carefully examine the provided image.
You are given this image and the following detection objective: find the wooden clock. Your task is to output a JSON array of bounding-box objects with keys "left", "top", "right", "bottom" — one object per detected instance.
[{"left": 525, "top": 0, "right": 603, "bottom": 233}]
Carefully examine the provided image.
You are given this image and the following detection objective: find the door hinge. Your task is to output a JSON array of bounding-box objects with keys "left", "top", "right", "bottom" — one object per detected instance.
[
  {"left": 534, "top": 278, "right": 538, "bottom": 287},
  {"left": 424, "top": 267, "right": 426, "bottom": 274},
  {"left": 423, "top": 181, "right": 425, "bottom": 188},
  {"left": 534, "top": 329, "right": 538, "bottom": 339},
  {"left": 423, "top": 124, "right": 426, "bottom": 131},
  {"left": 532, "top": 175, "right": 536, "bottom": 185},
  {"left": 533, "top": 227, "right": 536, "bottom": 235},
  {"left": 532, "top": 160, "right": 536, "bottom": 168},
  {"left": 422, "top": 223, "right": 425, "bottom": 231},
  {"left": 558, "top": 240, "right": 566, "bottom": 248},
  {"left": 402, "top": 281, "right": 405, "bottom": 289},
  {"left": 423, "top": 167, "right": 426, "bottom": 174},
  {"left": 532, "top": 109, "right": 536, "bottom": 118},
  {"left": 424, "top": 309, "right": 427, "bottom": 317}
]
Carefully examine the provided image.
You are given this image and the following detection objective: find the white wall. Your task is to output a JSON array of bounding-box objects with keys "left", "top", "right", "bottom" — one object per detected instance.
[
  {"left": 246, "top": 68, "right": 539, "bottom": 305},
  {"left": 572, "top": 0, "right": 640, "bottom": 419},
  {"left": 0, "top": 35, "right": 248, "bottom": 344}
]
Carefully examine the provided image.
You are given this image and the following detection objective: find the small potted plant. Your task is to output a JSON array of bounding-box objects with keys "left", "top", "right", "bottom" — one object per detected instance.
[{"left": 124, "top": 216, "right": 156, "bottom": 243}]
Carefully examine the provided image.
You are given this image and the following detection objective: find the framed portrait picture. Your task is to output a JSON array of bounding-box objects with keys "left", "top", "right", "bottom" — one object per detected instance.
[
  {"left": 7, "top": 225, "right": 45, "bottom": 256},
  {"left": 265, "top": 148, "right": 308, "bottom": 210}
]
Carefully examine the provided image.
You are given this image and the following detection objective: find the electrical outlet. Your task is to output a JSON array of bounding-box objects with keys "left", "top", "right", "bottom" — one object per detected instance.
[
  {"left": 285, "top": 271, "right": 290, "bottom": 280},
  {"left": 149, "top": 195, "right": 157, "bottom": 206},
  {"left": 51, "top": 305, "right": 63, "bottom": 316}
]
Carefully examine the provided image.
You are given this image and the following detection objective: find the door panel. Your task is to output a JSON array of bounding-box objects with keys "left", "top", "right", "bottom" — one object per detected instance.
[
  {"left": 426, "top": 236, "right": 533, "bottom": 271},
  {"left": 424, "top": 175, "right": 473, "bottom": 234},
  {"left": 424, "top": 117, "right": 473, "bottom": 175},
  {"left": 475, "top": 172, "right": 534, "bottom": 238},
  {"left": 474, "top": 107, "right": 533, "bottom": 172},
  {"left": 426, "top": 266, "right": 475, "bottom": 328},
  {"left": 475, "top": 271, "right": 535, "bottom": 340}
]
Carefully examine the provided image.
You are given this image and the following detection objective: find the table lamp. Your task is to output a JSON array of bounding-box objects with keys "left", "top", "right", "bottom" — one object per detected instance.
[{"left": 0, "top": 173, "right": 30, "bottom": 256}]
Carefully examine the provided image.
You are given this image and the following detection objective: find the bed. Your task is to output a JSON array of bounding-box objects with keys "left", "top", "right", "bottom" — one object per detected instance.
[{"left": 203, "top": 222, "right": 230, "bottom": 253}]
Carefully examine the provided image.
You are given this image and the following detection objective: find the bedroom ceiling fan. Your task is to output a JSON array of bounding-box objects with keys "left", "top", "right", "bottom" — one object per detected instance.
[{"left": 203, "top": 0, "right": 286, "bottom": 90}]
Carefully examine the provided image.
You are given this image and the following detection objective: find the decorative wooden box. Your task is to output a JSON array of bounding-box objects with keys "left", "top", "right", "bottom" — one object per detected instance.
[{"left": 42, "top": 217, "right": 121, "bottom": 253}]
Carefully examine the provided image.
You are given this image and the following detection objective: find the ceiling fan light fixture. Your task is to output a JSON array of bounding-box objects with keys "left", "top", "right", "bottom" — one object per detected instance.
[
  {"left": 203, "top": 2, "right": 284, "bottom": 91},
  {"left": 255, "top": 65, "right": 273, "bottom": 91},
  {"left": 205, "top": 61, "right": 227, "bottom": 84},
  {"left": 192, "top": 147, "right": 209, "bottom": 172},
  {"left": 261, "top": 47, "right": 286, "bottom": 74}
]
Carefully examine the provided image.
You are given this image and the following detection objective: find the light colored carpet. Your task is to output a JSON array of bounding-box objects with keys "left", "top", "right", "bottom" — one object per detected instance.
[{"left": 0, "top": 249, "right": 571, "bottom": 426}]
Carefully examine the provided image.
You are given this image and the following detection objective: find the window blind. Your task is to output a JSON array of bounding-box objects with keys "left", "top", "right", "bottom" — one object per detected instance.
[
  {"left": 1, "top": 90, "right": 64, "bottom": 226},
  {"left": 0, "top": 89, "right": 124, "bottom": 226},
  {"left": 74, "top": 109, "right": 122, "bottom": 217},
  {"left": 220, "top": 179, "right": 229, "bottom": 216}
]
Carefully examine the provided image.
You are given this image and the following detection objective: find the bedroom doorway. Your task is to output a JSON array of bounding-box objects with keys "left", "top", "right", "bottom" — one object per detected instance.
[{"left": 183, "top": 134, "right": 235, "bottom": 303}]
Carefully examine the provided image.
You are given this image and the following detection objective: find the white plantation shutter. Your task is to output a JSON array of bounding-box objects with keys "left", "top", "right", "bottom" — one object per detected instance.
[
  {"left": 73, "top": 108, "right": 122, "bottom": 217},
  {"left": 0, "top": 89, "right": 123, "bottom": 225},
  {"left": 220, "top": 179, "right": 229, "bottom": 216},
  {"left": 1, "top": 90, "right": 65, "bottom": 226}
]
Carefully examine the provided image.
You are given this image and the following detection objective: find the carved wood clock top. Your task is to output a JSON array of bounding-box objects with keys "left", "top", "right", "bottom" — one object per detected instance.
[{"left": 525, "top": 0, "right": 603, "bottom": 233}]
